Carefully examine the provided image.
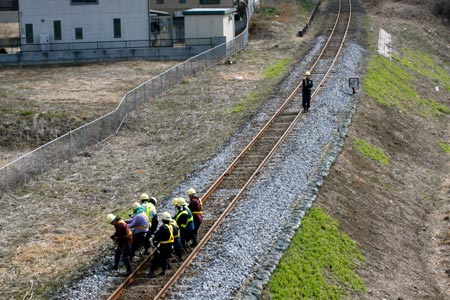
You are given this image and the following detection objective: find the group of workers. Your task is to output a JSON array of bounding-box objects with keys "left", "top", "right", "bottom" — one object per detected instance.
[{"left": 106, "top": 188, "right": 203, "bottom": 277}]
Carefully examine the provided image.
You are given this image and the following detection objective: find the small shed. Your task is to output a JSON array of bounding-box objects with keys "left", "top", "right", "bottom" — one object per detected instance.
[{"left": 183, "top": 8, "right": 236, "bottom": 46}]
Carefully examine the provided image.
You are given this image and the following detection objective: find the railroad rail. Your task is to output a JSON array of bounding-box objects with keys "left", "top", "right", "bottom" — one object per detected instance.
[{"left": 107, "top": 0, "right": 352, "bottom": 299}]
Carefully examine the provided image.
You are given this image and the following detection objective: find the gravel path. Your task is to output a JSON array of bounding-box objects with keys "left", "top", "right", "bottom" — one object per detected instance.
[{"left": 51, "top": 36, "right": 364, "bottom": 299}]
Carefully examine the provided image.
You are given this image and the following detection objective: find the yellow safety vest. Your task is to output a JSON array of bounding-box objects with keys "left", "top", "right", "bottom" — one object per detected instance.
[
  {"left": 170, "top": 220, "right": 181, "bottom": 238},
  {"left": 175, "top": 208, "right": 193, "bottom": 229},
  {"left": 159, "top": 224, "right": 174, "bottom": 244}
]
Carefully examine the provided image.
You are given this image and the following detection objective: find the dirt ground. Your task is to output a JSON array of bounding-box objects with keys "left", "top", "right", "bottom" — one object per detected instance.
[
  {"left": 0, "top": 0, "right": 449, "bottom": 299},
  {"left": 0, "top": 1, "right": 311, "bottom": 299},
  {"left": 316, "top": 0, "right": 450, "bottom": 299}
]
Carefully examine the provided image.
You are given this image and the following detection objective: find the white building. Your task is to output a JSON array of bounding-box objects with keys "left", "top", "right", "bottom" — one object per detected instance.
[
  {"left": 18, "top": 0, "right": 149, "bottom": 46},
  {"left": 184, "top": 8, "right": 235, "bottom": 45}
]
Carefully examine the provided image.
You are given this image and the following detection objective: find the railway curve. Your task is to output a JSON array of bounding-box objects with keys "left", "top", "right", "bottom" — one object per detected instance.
[{"left": 103, "top": 0, "right": 357, "bottom": 299}]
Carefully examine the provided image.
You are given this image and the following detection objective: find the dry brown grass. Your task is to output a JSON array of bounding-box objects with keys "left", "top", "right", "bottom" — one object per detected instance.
[{"left": 0, "top": 1, "right": 311, "bottom": 299}]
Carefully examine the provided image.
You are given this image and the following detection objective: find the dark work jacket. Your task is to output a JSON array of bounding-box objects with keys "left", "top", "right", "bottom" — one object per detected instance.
[
  {"left": 188, "top": 196, "right": 203, "bottom": 224},
  {"left": 302, "top": 78, "right": 313, "bottom": 98}
]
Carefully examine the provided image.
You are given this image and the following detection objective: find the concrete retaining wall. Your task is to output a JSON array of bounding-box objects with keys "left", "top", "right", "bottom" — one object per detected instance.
[{"left": 0, "top": 38, "right": 225, "bottom": 66}]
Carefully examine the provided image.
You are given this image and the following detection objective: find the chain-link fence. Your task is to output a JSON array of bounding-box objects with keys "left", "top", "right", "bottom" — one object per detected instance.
[{"left": 0, "top": 2, "right": 255, "bottom": 195}]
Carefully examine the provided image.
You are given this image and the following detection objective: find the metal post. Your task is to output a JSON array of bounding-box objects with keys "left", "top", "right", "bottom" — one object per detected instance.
[
  {"left": 5, "top": 167, "right": 8, "bottom": 193},
  {"left": 83, "top": 126, "right": 87, "bottom": 150},
  {"left": 143, "top": 83, "right": 146, "bottom": 103},
  {"left": 152, "top": 79, "right": 155, "bottom": 99},
  {"left": 23, "top": 157, "right": 27, "bottom": 186},
  {"left": 134, "top": 89, "right": 137, "bottom": 110}
]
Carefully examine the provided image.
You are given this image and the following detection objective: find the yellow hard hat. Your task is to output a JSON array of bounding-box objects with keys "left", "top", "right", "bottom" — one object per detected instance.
[
  {"left": 140, "top": 193, "right": 149, "bottom": 201},
  {"left": 172, "top": 198, "right": 180, "bottom": 207},
  {"left": 161, "top": 211, "right": 171, "bottom": 221},
  {"left": 187, "top": 188, "right": 196, "bottom": 196},
  {"left": 107, "top": 214, "right": 116, "bottom": 223},
  {"left": 305, "top": 70, "right": 311, "bottom": 76},
  {"left": 132, "top": 202, "right": 141, "bottom": 210}
]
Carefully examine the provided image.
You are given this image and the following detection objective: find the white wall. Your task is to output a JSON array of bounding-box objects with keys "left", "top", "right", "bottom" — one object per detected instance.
[
  {"left": 184, "top": 11, "right": 234, "bottom": 44},
  {"left": 19, "top": 0, "right": 148, "bottom": 44}
]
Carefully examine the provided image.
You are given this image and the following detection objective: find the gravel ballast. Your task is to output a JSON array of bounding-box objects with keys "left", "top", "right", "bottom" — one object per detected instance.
[
  {"left": 51, "top": 37, "right": 364, "bottom": 299},
  {"left": 167, "top": 42, "right": 364, "bottom": 300}
]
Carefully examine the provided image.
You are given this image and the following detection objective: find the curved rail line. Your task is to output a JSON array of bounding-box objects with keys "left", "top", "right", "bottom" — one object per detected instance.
[{"left": 107, "top": 0, "right": 352, "bottom": 299}]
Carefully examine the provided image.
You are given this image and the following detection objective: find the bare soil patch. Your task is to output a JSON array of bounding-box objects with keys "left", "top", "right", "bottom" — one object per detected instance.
[
  {"left": 315, "top": 0, "right": 450, "bottom": 299},
  {"left": 0, "top": 0, "right": 448, "bottom": 299}
]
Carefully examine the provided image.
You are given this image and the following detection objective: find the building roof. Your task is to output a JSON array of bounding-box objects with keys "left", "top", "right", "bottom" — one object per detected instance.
[
  {"left": 183, "top": 8, "right": 236, "bottom": 15},
  {"left": 149, "top": 9, "right": 170, "bottom": 16}
]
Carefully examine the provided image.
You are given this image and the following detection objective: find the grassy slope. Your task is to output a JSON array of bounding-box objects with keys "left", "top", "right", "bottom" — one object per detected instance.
[{"left": 266, "top": 4, "right": 450, "bottom": 300}]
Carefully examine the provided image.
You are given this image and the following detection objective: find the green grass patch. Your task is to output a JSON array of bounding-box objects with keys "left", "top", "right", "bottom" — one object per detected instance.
[
  {"left": 224, "top": 92, "right": 258, "bottom": 115},
  {"left": 263, "top": 58, "right": 292, "bottom": 80},
  {"left": 224, "top": 58, "right": 293, "bottom": 116},
  {"left": 353, "top": 138, "right": 390, "bottom": 165},
  {"left": 19, "top": 110, "right": 34, "bottom": 117},
  {"left": 364, "top": 50, "right": 450, "bottom": 115},
  {"left": 269, "top": 207, "right": 366, "bottom": 300},
  {"left": 363, "top": 55, "right": 414, "bottom": 110},
  {"left": 397, "top": 49, "right": 450, "bottom": 92},
  {"left": 417, "top": 98, "right": 450, "bottom": 116},
  {"left": 260, "top": 6, "right": 281, "bottom": 16},
  {"left": 298, "top": 0, "right": 317, "bottom": 11},
  {"left": 438, "top": 142, "right": 450, "bottom": 154}
]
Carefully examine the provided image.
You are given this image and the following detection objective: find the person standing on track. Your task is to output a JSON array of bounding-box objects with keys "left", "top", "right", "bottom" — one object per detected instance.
[
  {"left": 173, "top": 197, "right": 195, "bottom": 251},
  {"left": 187, "top": 188, "right": 203, "bottom": 247},
  {"left": 302, "top": 70, "right": 314, "bottom": 112},
  {"left": 140, "top": 193, "right": 158, "bottom": 254},
  {"left": 149, "top": 211, "right": 174, "bottom": 277},
  {"left": 107, "top": 214, "right": 133, "bottom": 276},
  {"left": 125, "top": 202, "right": 150, "bottom": 261}
]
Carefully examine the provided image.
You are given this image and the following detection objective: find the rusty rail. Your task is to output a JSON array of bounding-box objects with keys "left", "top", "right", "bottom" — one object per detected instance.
[{"left": 106, "top": 0, "right": 352, "bottom": 299}]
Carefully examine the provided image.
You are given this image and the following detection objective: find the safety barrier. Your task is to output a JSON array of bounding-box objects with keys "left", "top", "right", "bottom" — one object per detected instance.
[{"left": 0, "top": 1, "right": 255, "bottom": 195}]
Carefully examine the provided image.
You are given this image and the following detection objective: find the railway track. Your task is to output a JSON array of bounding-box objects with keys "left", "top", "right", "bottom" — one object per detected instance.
[{"left": 107, "top": 0, "right": 352, "bottom": 299}]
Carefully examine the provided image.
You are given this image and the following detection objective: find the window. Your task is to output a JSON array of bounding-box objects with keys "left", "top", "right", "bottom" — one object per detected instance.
[
  {"left": 71, "top": 0, "right": 98, "bottom": 4},
  {"left": 179, "top": 0, "right": 186, "bottom": 3},
  {"left": 53, "top": 20, "right": 62, "bottom": 40},
  {"left": 75, "top": 27, "right": 83, "bottom": 40},
  {"left": 156, "top": 0, "right": 163, "bottom": 4},
  {"left": 25, "top": 23, "right": 33, "bottom": 43},
  {"left": 200, "top": 0, "right": 220, "bottom": 3},
  {"left": 113, "top": 18, "right": 121, "bottom": 38}
]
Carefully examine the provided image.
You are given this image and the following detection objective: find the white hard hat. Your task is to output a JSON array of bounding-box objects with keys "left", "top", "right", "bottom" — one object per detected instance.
[
  {"left": 161, "top": 211, "right": 171, "bottom": 221},
  {"left": 140, "top": 193, "right": 149, "bottom": 201},
  {"left": 305, "top": 70, "right": 311, "bottom": 76},
  {"left": 177, "top": 197, "right": 187, "bottom": 206},
  {"left": 132, "top": 202, "right": 141, "bottom": 210},
  {"left": 187, "top": 188, "right": 196, "bottom": 196},
  {"left": 107, "top": 214, "right": 116, "bottom": 223},
  {"left": 149, "top": 197, "right": 157, "bottom": 205}
]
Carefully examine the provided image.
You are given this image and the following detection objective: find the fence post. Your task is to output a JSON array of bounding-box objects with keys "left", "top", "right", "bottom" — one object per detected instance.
[
  {"left": 5, "top": 167, "right": 8, "bottom": 193},
  {"left": 143, "top": 83, "right": 146, "bottom": 103},
  {"left": 134, "top": 89, "right": 137, "bottom": 111},
  {"left": 23, "top": 157, "right": 27, "bottom": 186},
  {"left": 152, "top": 79, "right": 155, "bottom": 99},
  {"left": 83, "top": 126, "right": 87, "bottom": 150}
]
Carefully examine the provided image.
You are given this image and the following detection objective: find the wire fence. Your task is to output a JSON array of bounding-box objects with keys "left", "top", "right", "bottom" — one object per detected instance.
[{"left": 0, "top": 2, "right": 255, "bottom": 195}]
